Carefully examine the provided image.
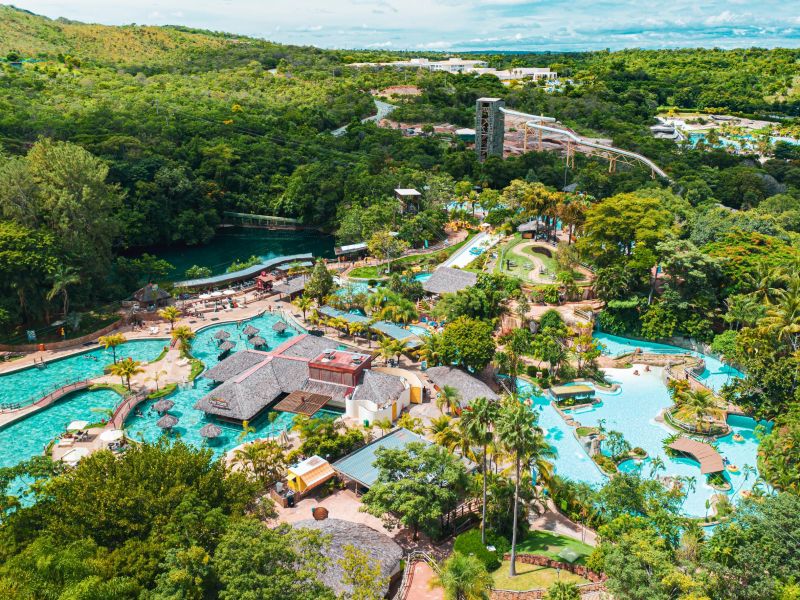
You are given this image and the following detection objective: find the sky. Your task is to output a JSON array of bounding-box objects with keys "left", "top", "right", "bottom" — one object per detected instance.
[{"left": 8, "top": 0, "right": 800, "bottom": 51}]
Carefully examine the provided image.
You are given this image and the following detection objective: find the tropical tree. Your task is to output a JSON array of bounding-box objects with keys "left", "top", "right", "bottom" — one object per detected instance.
[
  {"left": 495, "top": 396, "right": 556, "bottom": 576},
  {"left": 432, "top": 552, "right": 493, "bottom": 600},
  {"left": 233, "top": 440, "right": 287, "bottom": 487},
  {"left": 46, "top": 264, "right": 80, "bottom": 318},
  {"left": 416, "top": 332, "right": 444, "bottom": 366},
  {"left": 373, "top": 417, "right": 393, "bottom": 436},
  {"left": 678, "top": 388, "right": 717, "bottom": 432},
  {"left": 648, "top": 456, "right": 666, "bottom": 479},
  {"left": 436, "top": 385, "right": 462, "bottom": 415},
  {"left": 158, "top": 306, "right": 181, "bottom": 331},
  {"left": 460, "top": 396, "right": 499, "bottom": 544},
  {"left": 544, "top": 581, "right": 581, "bottom": 600},
  {"left": 171, "top": 325, "right": 195, "bottom": 350},
  {"left": 109, "top": 357, "right": 144, "bottom": 391},
  {"left": 147, "top": 369, "right": 168, "bottom": 392},
  {"left": 293, "top": 294, "right": 314, "bottom": 319},
  {"left": 305, "top": 258, "right": 334, "bottom": 302},
  {"left": 428, "top": 415, "right": 460, "bottom": 451},
  {"left": 98, "top": 332, "right": 127, "bottom": 364}
]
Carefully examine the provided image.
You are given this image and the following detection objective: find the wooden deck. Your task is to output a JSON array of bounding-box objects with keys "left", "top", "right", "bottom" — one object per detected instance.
[{"left": 273, "top": 390, "right": 331, "bottom": 416}]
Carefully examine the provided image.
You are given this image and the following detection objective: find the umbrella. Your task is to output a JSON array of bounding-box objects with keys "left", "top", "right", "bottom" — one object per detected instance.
[
  {"left": 66, "top": 420, "right": 89, "bottom": 432},
  {"left": 211, "top": 291, "right": 224, "bottom": 298},
  {"left": 250, "top": 336, "right": 267, "bottom": 348},
  {"left": 60, "top": 447, "right": 91, "bottom": 465},
  {"left": 243, "top": 325, "right": 260, "bottom": 337},
  {"left": 223, "top": 289, "right": 236, "bottom": 296},
  {"left": 272, "top": 321, "right": 287, "bottom": 334},
  {"left": 214, "top": 330, "right": 231, "bottom": 340},
  {"left": 152, "top": 399, "right": 175, "bottom": 413},
  {"left": 557, "top": 548, "right": 581, "bottom": 564},
  {"left": 198, "top": 293, "right": 211, "bottom": 300},
  {"left": 157, "top": 414, "right": 179, "bottom": 429},
  {"left": 218, "top": 341, "right": 236, "bottom": 352},
  {"left": 99, "top": 429, "right": 125, "bottom": 443},
  {"left": 199, "top": 423, "right": 222, "bottom": 439}
]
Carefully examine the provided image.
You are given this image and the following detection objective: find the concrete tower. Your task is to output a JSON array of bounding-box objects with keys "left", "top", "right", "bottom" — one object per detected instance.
[{"left": 475, "top": 97, "right": 505, "bottom": 162}]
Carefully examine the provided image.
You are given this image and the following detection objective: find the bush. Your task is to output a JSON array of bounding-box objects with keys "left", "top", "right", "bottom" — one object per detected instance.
[
  {"left": 592, "top": 454, "right": 618, "bottom": 475},
  {"left": 453, "top": 529, "right": 509, "bottom": 571}
]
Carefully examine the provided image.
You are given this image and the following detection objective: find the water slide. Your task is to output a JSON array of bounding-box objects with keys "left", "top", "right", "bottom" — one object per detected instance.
[{"left": 499, "top": 107, "right": 670, "bottom": 180}]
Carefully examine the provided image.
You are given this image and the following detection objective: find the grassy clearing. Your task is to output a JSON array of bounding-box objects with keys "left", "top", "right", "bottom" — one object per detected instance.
[
  {"left": 516, "top": 530, "right": 595, "bottom": 564},
  {"left": 491, "top": 560, "right": 587, "bottom": 590}
]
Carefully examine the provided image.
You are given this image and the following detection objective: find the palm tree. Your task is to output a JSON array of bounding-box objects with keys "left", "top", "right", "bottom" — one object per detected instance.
[
  {"left": 678, "top": 388, "right": 716, "bottom": 432},
  {"left": 743, "top": 263, "right": 784, "bottom": 304},
  {"left": 293, "top": 295, "right": 314, "bottom": 319},
  {"left": 428, "top": 415, "right": 460, "bottom": 450},
  {"left": 158, "top": 306, "right": 181, "bottom": 331},
  {"left": 98, "top": 333, "right": 127, "bottom": 364},
  {"left": 460, "top": 396, "right": 499, "bottom": 544},
  {"left": 436, "top": 385, "right": 462, "bottom": 415},
  {"left": 171, "top": 325, "right": 195, "bottom": 350},
  {"left": 648, "top": 456, "right": 666, "bottom": 479},
  {"left": 416, "top": 333, "right": 443, "bottom": 366},
  {"left": 378, "top": 337, "right": 397, "bottom": 365},
  {"left": 46, "top": 264, "right": 80, "bottom": 318},
  {"left": 109, "top": 357, "right": 144, "bottom": 391},
  {"left": 238, "top": 420, "right": 256, "bottom": 442},
  {"left": 431, "top": 552, "right": 493, "bottom": 600},
  {"left": 495, "top": 395, "right": 556, "bottom": 577},
  {"left": 373, "top": 417, "right": 393, "bottom": 436},
  {"left": 761, "top": 282, "right": 800, "bottom": 352},
  {"left": 348, "top": 321, "right": 368, "bottom": 340},
  {"left": 147, "top": 369, "right": 168, "bottom": 392}
]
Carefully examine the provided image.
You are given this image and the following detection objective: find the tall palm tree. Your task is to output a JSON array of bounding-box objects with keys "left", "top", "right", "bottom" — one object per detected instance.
[
  {"left": 743, "top": 263, "right": 784, "bottom": 304},
  {"left": 109, "top": 357, "right": 144, "bottom": 391},
  {"left": 46, "top": 264, "right": 80, "bottom": 318},
  {"left": 679, "top": 388, "right": 716, "bottom": 432},
  {"left": 98, "top": 333, "right": 127, "bottom": 364},
  {"left": 761, "top": 282, "right": 800, "bottom": 352},
  {"left": 372, "top": 417, "right": 393, "bottom": 436},
  {"left": 495, "top": 395, "right": 556, "bottom": 577},
  {"left": 431, "top": 552, "right": 493, "bottom": 600},
  {"left": 378, "top": 337, "right": 398, "bottom": 365},
  {"left": 416, "top": 333, "right": 443, "bottom": 366},
  {"left": 158, "top": 306, "right": 181, "bottom": 331},
  {"left": 460, "top": 396, "right": 499, "bottom": 544},
  {"left": 436, "top": 385, "right": 462, "bottom": 415},
  {"left": 648, "top": 456, "right": 666, "bottom": 479},
  {"left": 293, "top": 295, "right": 314, "bottom": 319},
  {"left": 428, "top": 415, "right": 460, "bottom": 450}
]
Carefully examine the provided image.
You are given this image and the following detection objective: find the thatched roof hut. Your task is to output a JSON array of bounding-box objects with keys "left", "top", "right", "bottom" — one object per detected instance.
[
  {"left": 157, "top": 414, "right": 179, "bottom": 429},
  {"left": 152, "top": 399, "right": 174, "bottom": 413},
  {"left": 203, "top": 350, "right": 269, "bottom": 382},
  {"left": 422, "top": 267, "right": 477, "bottom": 296},
  {"left": 214, "top": 330, "right": 231, "bottom": 341},
  {"left": 133, "top": 283, "right": 171, "bottom": 306},
  {"left": 243, "top": 325, "right": 260, "bottom": 337},
  {"left": 425, "top": 366, "right": 499, "bottom": 406},
  {"left": 218, "top": 341, "right": 236, "bottom": 352},
  {"left": 272, "top": 321, "right": 288, "bottom": 334},
  {"left": 199, "top": 423, "right": 222, "bottom": 439},
  {"left": 249, "top": 336, "right": 267, "bottom": 348},
  {"left": 292, "top": 518, "right": 402, "bottom": 598}
]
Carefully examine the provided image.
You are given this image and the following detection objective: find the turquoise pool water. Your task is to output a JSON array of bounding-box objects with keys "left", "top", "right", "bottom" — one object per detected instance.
[
  {"left": 0, "top": 339, "right": 168, "bottom": 407},
  {"left": 335, "top": 281, "right": 372, "bottom": 297},
  {"left": 413, "top": 273, "right": 432, "bottom": 282},
  {"left": 0, "top": 312, "right": 336, "bottom": 482},
  {"left": 593, "top": 332, "right": 742, "bottom": 392},
  {"left": 519, "top": 368, "right": 764, "bottom": 518}
]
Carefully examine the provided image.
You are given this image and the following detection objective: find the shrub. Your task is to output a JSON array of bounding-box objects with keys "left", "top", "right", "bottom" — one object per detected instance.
[
  {"left": 453, "top": 529, "right": 509, "bottom": 571},
  {"left": 592, "top": 454, "right": 617, "bottom": 475}
]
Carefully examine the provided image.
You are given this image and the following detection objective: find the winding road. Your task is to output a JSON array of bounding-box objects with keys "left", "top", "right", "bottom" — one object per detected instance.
[{"left": 332, "top": 99, "right": 396, "bottom": 137}]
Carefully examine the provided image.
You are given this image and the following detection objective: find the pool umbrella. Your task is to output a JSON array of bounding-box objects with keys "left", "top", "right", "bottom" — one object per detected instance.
[
  {"left": 557, "top": 548, "right": 581, "bottom": 564},
  {"left": 157, "top": 414, "right": 179, "bottom": 429},
  {"left": 199, "top": 423, "right": 222, "bottom": 439},
  {"left": 60, "top": 447, "right": 91, "bottom": 465},
  {"left": 66, "top": 420, "right": 89, "bottom": 432},
  {"left": 272, "top": 321, "right": 287, "bottom": 334},
  {"left": 214, "top": 330, "right": 231, "bottom": 341},
  {"left": 250, "top": 336, "right": 267, "bottom": 348},
  {"left": 211, "top": 291, "right": 224, "bottom": 298},
  {"left": 243, "top": 325, "right": 260, "bottom": 337},
  {"left": 152, "top": 399, "right": 175, "bottom": 414},
  {"left": 99, "top": 429, "right": 125, "bottom": 443},
  {"left": 218, "top": 341, "right": 236, "bottom": 352}
]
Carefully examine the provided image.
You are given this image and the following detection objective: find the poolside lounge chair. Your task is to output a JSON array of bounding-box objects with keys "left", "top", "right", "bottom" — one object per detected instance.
[
  {"left": 57, "top": 437, "right": 74, "bottom": 448},
  {"left": 149, "top": 326, "right": 159, "bottom": 335}
]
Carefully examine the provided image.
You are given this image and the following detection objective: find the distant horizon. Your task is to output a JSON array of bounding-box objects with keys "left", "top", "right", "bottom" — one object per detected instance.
[{"left": 5, "top": 1, "right": 800, "bottom": 52}]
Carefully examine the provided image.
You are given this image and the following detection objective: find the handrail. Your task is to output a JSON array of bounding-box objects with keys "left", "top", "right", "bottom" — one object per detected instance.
[
  {"left": 393, "top": 550, "right": 440, "bottom": 600},
  {"left": 499, "top": 107, "right": 670, "bottom": 180},
  {"left": 110, "top": 389, "right": 149, "bottom": 429}
]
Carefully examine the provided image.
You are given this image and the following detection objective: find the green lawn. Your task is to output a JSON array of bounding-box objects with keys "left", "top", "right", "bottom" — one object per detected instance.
[
  {"left": 491, "top": 560, "right": 587, "bottom": 591},
  {"left": 516, "top": 530, "right": 595, "bottom": 565}
]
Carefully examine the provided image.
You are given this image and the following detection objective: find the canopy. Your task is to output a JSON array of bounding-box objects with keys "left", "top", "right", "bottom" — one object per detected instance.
[
  {"left": 99, "top": 429, "right": 125, "bottom": 442},
  {"left": 214, "top": 330, "right": 231, "bottom": 340},
  {"left": 152, "top": 399, "right": 175, "bottom": 413},
  {"left": 272, "top": 321, "right": 288, "bottom": 333},
  {"left": 199, "top": 423, "right": 223, "bottom": 439},
  {"left": 249, "top": 336, "right": 267, "bottom": 347},
  {"left": 60, "top": 447, "right": 91, "bottom": 465},
  {"left": 243, "top": 325, "right": 260, "bottom": 337},
  {"left": 157, "top": 414, "right": 179, "bottom": 429},
  {"left": 218, "top": 341, "right": 236, "bottom": 352},
  {"left": 66, "top": 420, "right": 89, "bottom": 432}
]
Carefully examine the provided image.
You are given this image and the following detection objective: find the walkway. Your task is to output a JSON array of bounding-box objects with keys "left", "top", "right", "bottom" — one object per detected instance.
[
  {"left": 529, "top": 502, "right": 598, "bottom": 546},
  {"left": 441, "top": 232, "right": 501, "bottom": 269},
  {"left": 332, "top": 99, "right": 396, "bottom": 136},
  {"left": 403, "top": 561, "right": 442, "bottom": 600}
]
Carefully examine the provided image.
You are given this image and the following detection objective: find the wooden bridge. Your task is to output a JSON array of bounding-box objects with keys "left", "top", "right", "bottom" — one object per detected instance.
[
  {"left": 223, "top": 211, "right": 301, "bottom": 229},
  {"left": 110, "top": 390, "right": 150, "bottom": 429}
]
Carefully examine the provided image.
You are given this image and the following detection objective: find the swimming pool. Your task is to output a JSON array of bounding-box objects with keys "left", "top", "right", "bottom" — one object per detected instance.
[
  {"left": 593, "top": 332, "right": 743, "bottom": 392},
  {"left": 405, "top": 324, "right": 430, "bottom": 338},
  {"left": 413, "top": 273, "right": 432, "bottom": 283},
  {"left": 519, "top": 369, "right": 765, "bottom": 518},
  {"left": 0, "top": 312, "right": 330, "bottom": 479}
]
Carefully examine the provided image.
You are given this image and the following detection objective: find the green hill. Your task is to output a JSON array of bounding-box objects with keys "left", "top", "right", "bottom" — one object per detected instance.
[{"left": 0, "top": 4, "right": 239, "bottom": 65}]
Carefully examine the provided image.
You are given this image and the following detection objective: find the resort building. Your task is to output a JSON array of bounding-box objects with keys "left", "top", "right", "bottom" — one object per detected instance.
[
  {"left": 292, "top": 518, "right": 403, "bottom": 598},
  {"left": 421, "top": 266, "right": 478, "bottom": 297},
  {"left": 424, "top": 366, "right": 499, "bottom": 407},
  {"left": 316, "top": 306, "right": 423, "bottom": 349},
  {"left": 548, "top": 384, "right": 596, "bottom": 405},
  {"left": 286, "top": 455, "right": 336, "bottom": 494},
  {"left": 195, "top": 333, "right": 411, "bottom": 426},
  {"left": 348, "top": 57, "right": 557, "bottom": 83}
]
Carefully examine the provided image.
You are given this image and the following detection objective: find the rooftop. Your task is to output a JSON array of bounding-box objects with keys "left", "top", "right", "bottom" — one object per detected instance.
[
  {"left": 175, "top": 253, "right": 313, "bottom": 288},
  {"left": 309, "top": 349, "right": 371, "bottom": 371},
  {"left": 351, "top": 370, "right": 406, "bottom": 409},
  {"left": 422, "top": 266, "right": 478, "bottom": 296},
  {"left": 549, "top": 384, "right": 596, "bottom": 399},
  {"left": 333, "top": 427, "right": 429, "bottom": 488},
  {"left": 425, "top": 366, "right": 499, "bottom": 406}
]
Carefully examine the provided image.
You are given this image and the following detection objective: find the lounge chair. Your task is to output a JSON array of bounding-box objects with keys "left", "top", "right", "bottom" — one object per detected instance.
[
  {"left": 57, "top": 437, "right": 74, "bottom": 448},
  {"left": 149, "top": 326, "right": 159, "bottom": 335}
]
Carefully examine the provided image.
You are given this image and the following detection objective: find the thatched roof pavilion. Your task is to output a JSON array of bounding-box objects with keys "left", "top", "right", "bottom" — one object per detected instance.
[
  {"left": 133, "top": 283, "right": 171, "bottom": 306},
  {"left": 157, "top": 414, "right": 179, "bottom": 429},
  {"left": 214, "top": 330, "right": 231, "bottom": 341},
  {"left": 243, "top": 325, "right": 260, "bottom": 337},
  {"left": 425, "top": 366, "right": 499, "bottom": 406},
  {"left": 292, "top": 518, "right": 402, "bottom": 598},
  {"left": 203, "top": 350, "right": 269, "bottom": 382},
  {"left": 218, "top": 341, "right": 236, "bottom": 352},
  {"left": 152, "top": 399, "right": 174, "bottom": 413},
  {"left": 249, "top": 336, "right": 267, "bottom": 348},
  {"left": 272, "top": 321, "right": 288, "bottom": 334},
  {"left": 199, "top": 423, "right": 222, "bottom": 439},
  {"left": 422, "top": 267, "right": 477, "bottom": 296}
]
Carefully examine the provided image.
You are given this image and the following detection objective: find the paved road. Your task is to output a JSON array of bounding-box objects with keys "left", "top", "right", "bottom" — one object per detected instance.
[{"left": 332, "top": 99, "right": 396, "bottom": 136}]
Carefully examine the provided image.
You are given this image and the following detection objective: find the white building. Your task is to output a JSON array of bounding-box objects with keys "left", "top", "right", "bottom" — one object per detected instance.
[{"left": 345, "top": 370, "right": 410, "bottom": 424}]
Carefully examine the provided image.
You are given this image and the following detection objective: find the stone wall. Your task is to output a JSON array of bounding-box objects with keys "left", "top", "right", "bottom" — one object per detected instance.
[{"left": 492, "top": 581, "right": 606, "bottom": 599}]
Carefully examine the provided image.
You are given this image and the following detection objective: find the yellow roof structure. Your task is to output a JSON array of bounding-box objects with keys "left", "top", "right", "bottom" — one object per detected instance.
[{"left": 287, "top": 455, "right": 335, "bottom": 492}]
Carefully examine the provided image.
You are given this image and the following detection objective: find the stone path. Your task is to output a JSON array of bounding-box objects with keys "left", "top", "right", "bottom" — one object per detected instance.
[{"left": 403, "top": 561, "right": 443, "bottom": 600}]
